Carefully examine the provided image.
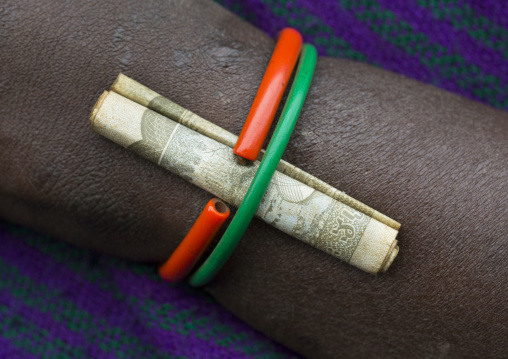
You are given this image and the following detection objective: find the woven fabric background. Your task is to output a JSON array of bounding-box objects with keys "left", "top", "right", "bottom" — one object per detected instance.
[{"left": 1, "top": 1, "right": 506, "bottom": 358}]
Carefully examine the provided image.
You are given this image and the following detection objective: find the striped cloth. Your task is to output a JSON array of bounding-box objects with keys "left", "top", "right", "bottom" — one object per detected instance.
[
  {"left": 0, "top": 222, "right": 297, "bottom": 358},
  {"left": 1, "top": 1, "right": 506, "bottom": 358},
  {"left": 219, "top": 0, "right": 508, "bottom": 110}
]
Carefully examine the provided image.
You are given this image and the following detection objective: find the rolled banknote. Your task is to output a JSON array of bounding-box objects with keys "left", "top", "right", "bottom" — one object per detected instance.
[
  {"left": 90, "top": 90, "right": 399, "bottom": 274},
  {"left": 111, "top": 73, "right": 401, "bottom": 231}
]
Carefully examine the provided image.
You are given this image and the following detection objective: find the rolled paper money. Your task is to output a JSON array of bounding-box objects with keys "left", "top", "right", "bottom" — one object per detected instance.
[
  {"left": 90, "top": 91, "right": 399, "bottom": 274},
  {"left": 110, "top": 73, "right": 401, "bottom": 231}
]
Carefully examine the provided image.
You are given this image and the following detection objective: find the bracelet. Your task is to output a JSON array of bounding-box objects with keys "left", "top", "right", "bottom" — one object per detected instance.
[
  {"left": 159, "top": 198, "right": 230, "bottom": 282},
  {"left": 233, "top": 28, "right": 302, "bottom": 164},
  {"left": 189, "top": 44, "right": 318, "bottom": 287}
]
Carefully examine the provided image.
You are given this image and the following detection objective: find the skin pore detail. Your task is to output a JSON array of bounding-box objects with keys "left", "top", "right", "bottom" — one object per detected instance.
[{"left": 0, "top": 1, "right": 507, "bottom": 358}]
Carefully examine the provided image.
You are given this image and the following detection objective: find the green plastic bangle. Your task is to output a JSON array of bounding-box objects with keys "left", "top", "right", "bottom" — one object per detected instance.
[{"left": 188, "top": 44, "right": 317, "bottom": 287}]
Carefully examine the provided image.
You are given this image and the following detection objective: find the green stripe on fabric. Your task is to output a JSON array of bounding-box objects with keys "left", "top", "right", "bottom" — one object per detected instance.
[
  {"left": 338, "top": 0, "right": 507, "bottom": 108},
  {"left": 419, "top": 0, "right": 508, "bottom": 59},
  {"left": 5, "top": 227, "right": 291, "bottom": 359},
  {"left": 0, "top": 306, "right": 82, "bottom": 359},
  {"left": 218, "top": 0, "right": 367, "bottom": 62},
  {"left": 265, "top": 0, "right": 367, "bottom": 61},
  {"left": 215, "top": 0, "right": 259, "bottom": 25},
  {"left": 0, "top": 257, "right": 168, "bottom": 359}
]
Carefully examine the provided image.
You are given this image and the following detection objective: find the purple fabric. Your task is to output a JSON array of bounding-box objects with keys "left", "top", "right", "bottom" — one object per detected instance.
[
  {"left": 378, "top": 0, "right": 508, "bottom": 84},
  {"left": 465, "top": 0, "right": 508, "bottom": 28}
]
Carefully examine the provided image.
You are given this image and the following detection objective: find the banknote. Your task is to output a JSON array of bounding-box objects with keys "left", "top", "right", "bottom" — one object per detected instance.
[
  {"left": 90, "top": 91, "right": 399, "bottom": 274},
  {"left": 111, "top": 73, "right": 401, "bottom": 230}
]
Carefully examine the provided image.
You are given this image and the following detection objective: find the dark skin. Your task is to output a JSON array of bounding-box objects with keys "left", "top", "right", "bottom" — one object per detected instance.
[{"left": 1, "top": 0, "right": 507, "bottom": 358}]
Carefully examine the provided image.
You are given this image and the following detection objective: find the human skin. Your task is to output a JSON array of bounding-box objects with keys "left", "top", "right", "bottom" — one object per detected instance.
[{"left": 0, "top": 0, "right": 507, "bottom": 358}]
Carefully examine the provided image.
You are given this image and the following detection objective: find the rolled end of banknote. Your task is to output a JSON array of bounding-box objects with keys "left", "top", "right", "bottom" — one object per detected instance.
[
  {"left": 349, "top": 220, "right": 399, "bottom": 275},
  {"left": 381, "top": 243, "right": 399, "bottom": 273},
  {"left": 89, "top": 90, "right": 109, "bottom": 128},
  {"left": 111, "top": 73, "right": 158, "bottom": 107},
  {"left": 90, "top": 90, "right": 400, "bottom": 275}
]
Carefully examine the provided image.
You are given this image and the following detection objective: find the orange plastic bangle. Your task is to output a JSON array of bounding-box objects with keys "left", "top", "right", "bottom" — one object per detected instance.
[
  {"left": 158, "top": 198, "right": 230, "bottom": 282},
  {"left": 233, "top": 28, "right": 303, "bottom": 163}
]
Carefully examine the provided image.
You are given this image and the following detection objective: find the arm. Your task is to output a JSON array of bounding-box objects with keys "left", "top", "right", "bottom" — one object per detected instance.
[{"left": 1, "top": 1, "right": 507, "bottom": 358}]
